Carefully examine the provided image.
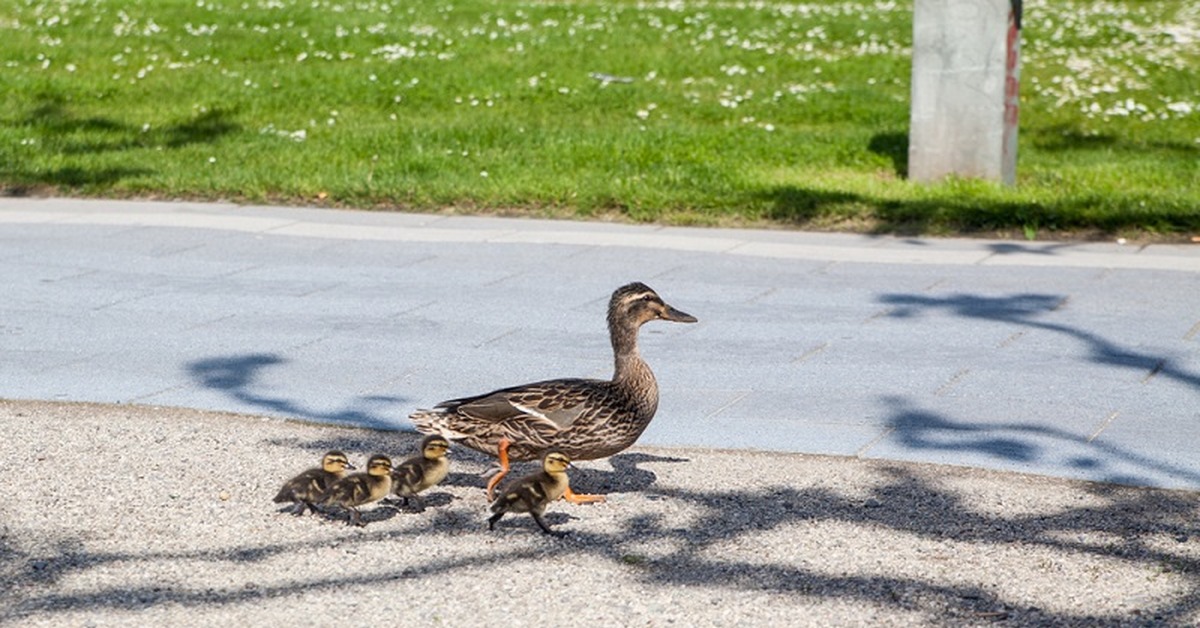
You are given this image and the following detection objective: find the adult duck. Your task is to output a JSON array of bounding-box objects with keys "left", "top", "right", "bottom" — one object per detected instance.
[{"left": 409, "top": 282, "right": 696, "bottom": 503}]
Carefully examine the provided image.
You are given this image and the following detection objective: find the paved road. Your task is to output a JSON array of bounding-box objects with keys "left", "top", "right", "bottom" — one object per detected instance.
[{"left": 3, "top": 197, "right": 1198, "bottom": 489}]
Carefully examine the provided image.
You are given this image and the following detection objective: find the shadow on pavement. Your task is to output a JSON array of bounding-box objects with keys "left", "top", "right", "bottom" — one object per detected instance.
[
  {"left": 187, "top": 353, "right": 409, "bottom": 429},
  {"left": 5, "top": 446, "right": 1197, "bottom": 625},
  {"left": 878, "top": 292, "right": 1200, "bottom": 391}
]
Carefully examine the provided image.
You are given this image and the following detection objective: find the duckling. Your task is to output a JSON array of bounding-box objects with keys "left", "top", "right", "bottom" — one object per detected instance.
[
  {"left": 320, "top": 454, "right": 393, "bottom": 526},
  {"left": 488, "top": 450, "right": 573, "bottom": 536},
  {"left": 273, "top": 450, "right": 354, "bottom": 516},
  {"left": 410, "top": 282, "right": 696, "bottom": 503},
  {"left": 390, "top": 435, "right": 451, "bottom": 511}
]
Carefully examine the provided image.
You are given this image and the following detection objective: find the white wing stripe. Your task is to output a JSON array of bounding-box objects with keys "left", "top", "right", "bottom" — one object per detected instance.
[{"left": 510, "top": 401, "right": 550, "bottom": 422}]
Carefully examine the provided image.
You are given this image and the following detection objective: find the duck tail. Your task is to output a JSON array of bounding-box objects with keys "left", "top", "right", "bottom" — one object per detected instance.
[
  {"left": 408, "top": 408, "right": 440, "bottom": 431},
  {"left": 408, "top": 408, "right": 457, "bottom": 437}
]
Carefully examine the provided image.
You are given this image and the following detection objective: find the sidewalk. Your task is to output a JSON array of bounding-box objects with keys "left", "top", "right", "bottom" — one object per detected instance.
[{"left": 3, "top": 196, "right": 1198, "bottom": 489}]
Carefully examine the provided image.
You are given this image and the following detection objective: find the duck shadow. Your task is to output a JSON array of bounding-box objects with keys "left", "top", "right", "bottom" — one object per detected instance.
[
  {"left": 572, "top": 452, "right": 689, "bottom": 495},
  {"left": 434, "top": 450, "right": 688, "bottom": 497}
]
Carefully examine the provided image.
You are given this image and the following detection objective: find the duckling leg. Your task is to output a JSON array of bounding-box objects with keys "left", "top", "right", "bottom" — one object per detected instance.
[
  {"left": 487, "top": 510, "right": 505, "bottom": 531},
  {"left": 348, "top": 508, "right": 365, "bottom": 527},
  {"left": 563, "top": 486, "right": 606, "bottom": 505},
  {"left": 485, "top": 437, "right": 514, "bottom": 501},
  {"left": 530, "top": 511, "right": 563, "bottom": 536}
]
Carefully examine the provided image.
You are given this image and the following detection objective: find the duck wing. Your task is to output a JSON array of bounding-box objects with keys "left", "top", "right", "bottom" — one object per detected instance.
[{"left": 437, "top": 378, "right": 611, "bottom": 431}]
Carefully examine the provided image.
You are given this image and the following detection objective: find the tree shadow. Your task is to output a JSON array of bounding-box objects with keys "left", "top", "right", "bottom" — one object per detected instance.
[
  {"left": 14, "top": 94, "right": 241, "bottom": 154},
  {"left": 877, "top": 292, "right": 1200, "bottom": 391},
  {"left": 186, "top": 353, "right": 410, "bottom": 429},
  {"left": 759, "top": 185, "right": 1200, "bottom": 237},
  {"left": 880, "top": 395, "right": 1200, "bottom": 489},
  {"left": 1, "top": 93, "right": 242, "bottom": 191},
  {"left": 1031, "top": 124, "right": 1200, "bottom": 157},
  {"left": 5, "top": 440, "right": 1197, "bottom": 625}
]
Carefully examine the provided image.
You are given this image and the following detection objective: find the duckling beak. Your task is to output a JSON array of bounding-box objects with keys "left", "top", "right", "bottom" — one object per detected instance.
[
  {"left": 662, "top": 305, "right": 697, "bottom": 323},
  {"left": 345, "top": 462, "right": 358, "bottom": 470}
]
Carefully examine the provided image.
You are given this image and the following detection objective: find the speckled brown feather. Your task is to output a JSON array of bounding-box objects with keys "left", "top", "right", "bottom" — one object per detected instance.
[{"left": 409, "top": 282, "right": 696, "bottom": 463}]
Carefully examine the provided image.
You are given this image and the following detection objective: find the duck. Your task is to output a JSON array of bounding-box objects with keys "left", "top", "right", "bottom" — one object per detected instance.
[
  {"left": 390, "top": 434, "right": 451, "bottom": 510},
  {"left": 273, "top": 450, "right": 354, "bottom": 516},
  {"left": 319, "top": 454, "right": 394, "bottom": 526},
  {"left": 409, "top": 282, "right": 696, "bottom": 503},
  {"left": 488, "top": 450, "right": 574, "bottom": 536}
]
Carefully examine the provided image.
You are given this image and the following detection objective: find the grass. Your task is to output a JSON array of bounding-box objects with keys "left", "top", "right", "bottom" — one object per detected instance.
[{"left": 1, "top": 0, "right": 1197, "bottom": 240}]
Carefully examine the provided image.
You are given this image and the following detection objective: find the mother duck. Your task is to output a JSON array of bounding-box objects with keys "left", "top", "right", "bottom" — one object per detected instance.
[{"left": 409, "top": 282, "right": 696, "bottom": 503}]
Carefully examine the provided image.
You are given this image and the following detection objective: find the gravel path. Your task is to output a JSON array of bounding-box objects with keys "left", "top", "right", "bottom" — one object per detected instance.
[{"left": 2, "top": 399, "right": 1198, "bottom": 626}]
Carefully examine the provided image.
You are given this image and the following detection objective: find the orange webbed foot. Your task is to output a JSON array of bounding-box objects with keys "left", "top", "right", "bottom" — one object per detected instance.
[{"left": 563, "top": 485, "right": 606, "bottom": 505}]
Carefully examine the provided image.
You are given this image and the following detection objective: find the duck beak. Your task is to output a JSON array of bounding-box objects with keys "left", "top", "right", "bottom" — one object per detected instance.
[
  {"left": 345, "top": 462, "right": 358, "bottom": 471},
  {"left": 662, "top": 305, "right": 697, "bottom": 323}
]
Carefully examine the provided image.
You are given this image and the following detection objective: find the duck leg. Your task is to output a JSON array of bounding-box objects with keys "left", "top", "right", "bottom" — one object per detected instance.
[
  {"left": 563, "top": 485, "right": 606, "bottom": 505},
  {"left": 485, "top": 437, "right": 514, "bottom": 501}
]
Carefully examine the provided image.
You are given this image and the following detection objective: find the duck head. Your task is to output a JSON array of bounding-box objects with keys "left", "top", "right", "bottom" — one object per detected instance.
[
  {"left": 321, "top": 450, "right": 354, "bottom": 473},
  {"left": 608, "top": 282, "right": 697, "bottom": 329}
]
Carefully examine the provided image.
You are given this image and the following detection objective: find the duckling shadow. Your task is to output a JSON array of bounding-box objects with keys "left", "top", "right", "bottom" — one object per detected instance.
[
  {"left": 443, "top": 471, "right": 490, "bottom": 489},
  {"left": 319, "top": 506, "right": 400, "bottom": 527},
  {"left": 384, "top": 492, "right": 456, "bottom": 512},
  {"left": 489, "top": 511, "right": 578, "bottom": 535}
]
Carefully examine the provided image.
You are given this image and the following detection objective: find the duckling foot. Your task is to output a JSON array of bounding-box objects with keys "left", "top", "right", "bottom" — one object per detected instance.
[
  {"left": 485, "top": 437, "right": 514, "bottom": 501},
  {"left": 384, "top": 496, "right": 426, "bottom": 513},
  {"left": 347, "top": 509, "right": 365, "bottom": 527},
  {"left": 532, "top": 512, "right": 565, "bottom": 537},
  {"left": 487, "top": 511, "right": 504, "bottom": 531},
  {"left": 563, "top": 486, "right": 606, "bottom": 505}
]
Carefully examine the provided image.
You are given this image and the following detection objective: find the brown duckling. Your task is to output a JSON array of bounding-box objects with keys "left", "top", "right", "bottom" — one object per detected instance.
[
  {"left": 488, "top": 450, "right": 573, "bottom": 536},
  {"left": 320, "top": 454, "right": 393, "bottom": 526},
  {"left": 273, "top": 450, "right": 354, "bottom": 516},
  {"left": 390, "top": 435, "right": 451, "bottom": 510},
  {"left": 410, "top": 282, "right": 696, "bottom": 503}
]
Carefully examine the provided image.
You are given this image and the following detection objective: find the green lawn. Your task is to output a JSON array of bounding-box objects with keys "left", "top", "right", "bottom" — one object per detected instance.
[{"left": 1, "top": 0, "right": 1197, "bottom": 239}]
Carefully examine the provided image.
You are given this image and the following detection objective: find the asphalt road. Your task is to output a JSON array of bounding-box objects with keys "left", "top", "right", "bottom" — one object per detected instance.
[{"left": 3, "top": 197, "right": 1199, "bottom": 489}]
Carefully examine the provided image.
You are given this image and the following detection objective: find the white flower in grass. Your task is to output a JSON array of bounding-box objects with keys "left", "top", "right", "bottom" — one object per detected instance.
[
  {"left": 480, "top": 170, "right": 489, "bottom": 178},
  {"left": 208, "top": 157, "right": 216, "bottom": 164}
]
